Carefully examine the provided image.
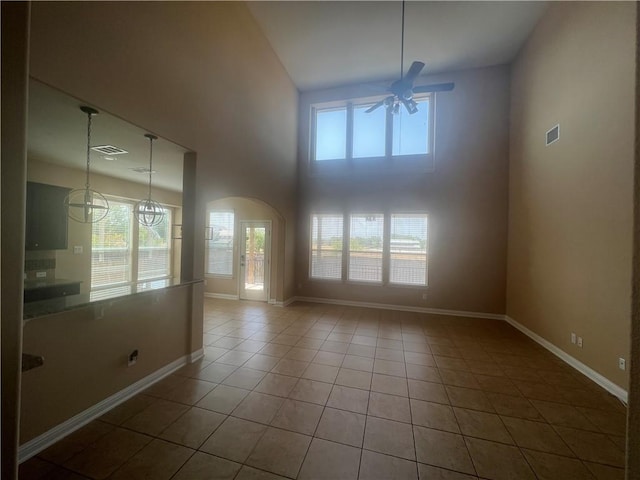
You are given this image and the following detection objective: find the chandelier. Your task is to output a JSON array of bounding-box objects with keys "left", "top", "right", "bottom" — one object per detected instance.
[
  {"left": 64, "top": 106, "right": 110, "bottom": 223},
  {"left": 134, "top": 133, "right": 165, "bottom": 226}
]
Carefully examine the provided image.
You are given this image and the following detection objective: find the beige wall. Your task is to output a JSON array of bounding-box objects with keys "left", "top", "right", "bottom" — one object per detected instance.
[
  {"left": 20, "top": 284, "right": 193, "bottom": 442},
  {"left": 26, "top": 159, "right": 183, "bottom": 294},
  {"left": 19, "top": 1, "right": 298, "bottom": 447},
  {"left": 507, "top": 2, "right": 635, "bottom": 390},
  {"left": 297, "top": 65, "right": 510, "bottom": 313},
  {"left": 28, "top": 1, "right": 299, "bottom": 299},
  {"left": 205, "top": 197, "right": 285, "bottom": 301}
]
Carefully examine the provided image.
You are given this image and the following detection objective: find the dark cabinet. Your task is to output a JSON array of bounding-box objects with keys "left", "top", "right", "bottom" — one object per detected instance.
[
  {"left": 25, "top": 182, "right": 70, "bottom": 250},
  {"left": 23, "top": 281, "right": 81, "bottom": 303}
]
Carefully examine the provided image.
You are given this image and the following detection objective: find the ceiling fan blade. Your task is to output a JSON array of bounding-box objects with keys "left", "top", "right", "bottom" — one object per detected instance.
[
  {"left": 404, "top": 61, "right": 425, "bottom": 82},
  {"left": 365, "top": 100, "right": 386, "bottom": 113},
  {"left": 413, "top": 82, "right": 455, "bottom": 93}
]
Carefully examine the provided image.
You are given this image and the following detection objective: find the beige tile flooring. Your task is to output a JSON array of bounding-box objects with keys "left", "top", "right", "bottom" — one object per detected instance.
[{"left": 20, "top": 299, "right": 628, "bottom": 480}]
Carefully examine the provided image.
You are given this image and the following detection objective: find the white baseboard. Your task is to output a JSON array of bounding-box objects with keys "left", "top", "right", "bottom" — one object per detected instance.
[
  {"left": 268, "top": 297, "right": 297, "bottom": 307},
  {"left": 189, "top": 348, "right": 205, "bottom": 363},
  {"left": 18, "top": 350, "right": 199, "bottom": 463},
  {"left": 504, "top": 315, "right": 628, "bottom": 403},
  {"left": 282, "top": 297, "right": 297, "bottom": 307},
  {"left": 204, "top": 292, "right": 239, "bottom": 301},
  {"left": 291, "top": 296, "right": 505, "bottom": 320}
]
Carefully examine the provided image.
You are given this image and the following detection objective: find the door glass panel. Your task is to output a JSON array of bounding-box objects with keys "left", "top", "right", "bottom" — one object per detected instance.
[{"left": 244, "top": 226, "right": 266, "bottom": 292}]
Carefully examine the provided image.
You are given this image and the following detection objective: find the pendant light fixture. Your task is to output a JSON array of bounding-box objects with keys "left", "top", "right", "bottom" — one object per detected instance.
[
  {"left": 65, "top": 106, "right": 110, "bottom": 223},
  {"left": 134, "top": 133, "right": 165, "bottom": 227}
]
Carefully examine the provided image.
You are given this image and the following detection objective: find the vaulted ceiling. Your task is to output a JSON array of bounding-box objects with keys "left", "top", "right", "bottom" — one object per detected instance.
[{"left": 247, "top": 1, "right": 548, "bottom": 91}]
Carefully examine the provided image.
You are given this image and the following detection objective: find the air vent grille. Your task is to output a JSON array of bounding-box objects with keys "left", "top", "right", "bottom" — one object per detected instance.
[
  {"left": 130, "top": 167, "right": 156, "bottom": 174},
  {"left": 546, "top": 124, "right": 560, "bottom": 146},
  {"left": 91, "top": 145, "right": 128, "bottom": 155}
]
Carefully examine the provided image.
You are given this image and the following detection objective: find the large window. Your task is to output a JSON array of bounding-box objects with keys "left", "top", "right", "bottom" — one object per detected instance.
[
  {"left": 312, "top": 96, "right": 432, "bottom": 164},
  {"left": 315, "top": 108, "right": 347, "bottom": 161},
  {"left": 310, "top": 214, "right": 343, "bottom": 280},
  {"left": 206, "top": 211, "right": 235, "bottom": 276},
  {"left": 138, "top": 211, "right": 172, "bottom": 280},
  {"left": 390, "top": 214, "right": 428, "bottom": 286},
  {"left": 309, "top": 212, "right": 428, "bottom": 287},
  {"left": 92, "top": 200, "right": 133, "bottom": 288},
  {"left": 91, "top": 199, "right": 173, "bottom": 292},
  {"left": 349, "top": 214, "right": 384, "bottom": 283}
]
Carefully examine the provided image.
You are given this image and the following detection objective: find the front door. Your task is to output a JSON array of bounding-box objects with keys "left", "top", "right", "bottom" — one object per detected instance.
[{"left": 239, "top": 221, "right": 270, "bottom": 301}]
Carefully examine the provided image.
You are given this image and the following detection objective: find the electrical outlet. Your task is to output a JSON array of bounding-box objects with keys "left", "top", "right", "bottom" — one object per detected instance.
[
  {"left": 422, "top": 293, "right": 428, "bottom": 300},
  {"left": 570, "top": 333, "right": 576, "bottom": 344},
  {"left": 577, "top": 336, "right": 583, "bottom": 348},
  {"left": 619, "top": 357, "right": 626, "bottom": 371},
  {"left": 128, "top": 349, "right": 139, "bottom": 367}
]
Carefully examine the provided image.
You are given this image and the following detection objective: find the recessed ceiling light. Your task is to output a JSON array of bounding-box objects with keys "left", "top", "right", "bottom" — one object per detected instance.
[{"left": 91, "top": 145, "right": 128, "bottom": 155}]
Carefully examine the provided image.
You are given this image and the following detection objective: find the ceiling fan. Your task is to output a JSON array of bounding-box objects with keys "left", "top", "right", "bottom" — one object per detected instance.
[{"left": 366, "top": 1, "right": 455, "bottom": 115}]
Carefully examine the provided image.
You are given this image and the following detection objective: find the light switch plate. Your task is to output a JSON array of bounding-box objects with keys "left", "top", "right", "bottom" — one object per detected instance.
[
  {"left": 73, "top": 246, "right": 83, "bottom": 254},
  {"left": 36, "top": 271, "right": 46, "bottom": 278}
]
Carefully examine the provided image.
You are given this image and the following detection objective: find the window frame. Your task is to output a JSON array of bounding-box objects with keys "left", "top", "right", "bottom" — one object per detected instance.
[
  {"left": 205, "top": 209, "right": 236, "bottom": 278},
  {"left": 347, "top": 213, "right": 385, "bottom": 285},
  {"left": 308, "top": 213, "right": 344, "bottom": 282},
  {"left": 307, "top": 211, "right": 429, "bottom": 288},
  {"left": 388, "top": 213, "right": 429, "bottom": 287},
  {"left": 310, "top": 94, "right": 435, "bottom": 174},
  {"left": 90, "top": 196, "right": 174, "bottom": 294}
]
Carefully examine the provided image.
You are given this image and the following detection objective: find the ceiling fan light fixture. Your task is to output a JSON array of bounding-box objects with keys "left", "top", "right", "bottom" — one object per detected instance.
[
  {"left": 64, "top": 106, "right": 110, "bottom": 224},
  {"left": 366, "top": 2, "right": 453, "bottom": 116},
  {"left": 134, "top": 133, "right": 165, "bottom": 227}
]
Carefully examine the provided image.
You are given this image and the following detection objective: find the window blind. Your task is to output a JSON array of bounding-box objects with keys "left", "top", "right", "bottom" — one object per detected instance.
[
  {"left": 91, "top": 201, "right": 133, "bottom": 288},
  {"left": 207, "top": 211, "right": 234, "bottom": 276},
  {"left": 349, "top": 214, "right": 384, "bottom": 283},
  {"left": 138, "top": 208, "right": 172, "bottom": 280},
  {"left": 390, "top": 214, "right": 428, "bottom": 286},
  {"left": 310, "top": 214, "right": 343, "bottom": 280}
]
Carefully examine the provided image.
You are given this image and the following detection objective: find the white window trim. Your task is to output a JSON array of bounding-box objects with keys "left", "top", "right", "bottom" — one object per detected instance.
[
  {"left": 308, "top": 211, "right": 429, "bottom": 288},
  {"left": 309, "top": 213, "right": 344, "bottom": 282},
  {"left": 205, "top": 209, "right": 236, "bottom": 278},
  {"left": 310, "top": 94, "right": 435, "bottom": 172},
  {"left": 90, "top": 196, "right": 174, "bottom": 293}
]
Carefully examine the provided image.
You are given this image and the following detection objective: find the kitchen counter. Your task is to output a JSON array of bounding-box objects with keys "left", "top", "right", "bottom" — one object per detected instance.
[{"left": 23, "top": 278, "right": 203, "bottom": 321}]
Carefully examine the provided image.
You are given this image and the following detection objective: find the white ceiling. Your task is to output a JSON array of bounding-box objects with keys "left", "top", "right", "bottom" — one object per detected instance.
[
  {"left": 247, "top": 1, "right": 548, "bottom": 92},
  {"left": 28, "top": 80, "right": 188, "bottom": 192}
]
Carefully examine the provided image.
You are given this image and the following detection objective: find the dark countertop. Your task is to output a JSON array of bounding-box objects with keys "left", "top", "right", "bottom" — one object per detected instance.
[
  {"left": 24, "top": 278, "right": 81, "bottom": 290},
  {"left": 23, "top": 278, "right": 203, "bottom": 321}
]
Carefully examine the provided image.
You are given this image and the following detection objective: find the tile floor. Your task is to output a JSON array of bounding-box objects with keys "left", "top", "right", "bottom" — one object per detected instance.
[{"left": 20, "top": 299, "right": 628, "bottom": 480}]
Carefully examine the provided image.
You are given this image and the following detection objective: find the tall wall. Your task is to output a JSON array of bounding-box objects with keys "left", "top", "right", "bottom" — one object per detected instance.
[
  {"left": 28, "top": 1, "right": 299, "bottom": 301},
  {"left": 297, "top": 65, "right": 510, "bottom": 314},
  {"left": 17, "top": 0, "right": 299, "bottom": 446},
  {"left": 507, "top": 2, "right": 636, "bottom": 390}
]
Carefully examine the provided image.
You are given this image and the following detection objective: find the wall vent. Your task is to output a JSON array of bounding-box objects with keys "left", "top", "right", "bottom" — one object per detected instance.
[
  {"left": 91, "top": 145, "right": 128, "bottom": 155},
  {"left": 130, "top": 167, "right": 156, "bottom": 174},
  {"left": 546, "top": 124, "right": 560, "bottom": 146}
]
